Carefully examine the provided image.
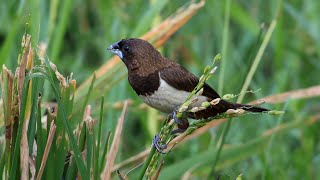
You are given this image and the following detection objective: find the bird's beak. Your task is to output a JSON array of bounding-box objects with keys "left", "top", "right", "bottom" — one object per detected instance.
[{"left": 107, "top": 40, "right": 123, "bottom": 59}]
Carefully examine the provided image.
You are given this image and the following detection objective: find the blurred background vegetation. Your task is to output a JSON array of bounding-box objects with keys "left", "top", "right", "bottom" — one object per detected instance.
[{"left": 0, "top": 0, "right": 319, "bottom": 179}]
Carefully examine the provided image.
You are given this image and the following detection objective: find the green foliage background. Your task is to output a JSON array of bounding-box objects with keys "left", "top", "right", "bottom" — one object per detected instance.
[{"left": 0, "top": 0, "right": 319, "bottom": 179}]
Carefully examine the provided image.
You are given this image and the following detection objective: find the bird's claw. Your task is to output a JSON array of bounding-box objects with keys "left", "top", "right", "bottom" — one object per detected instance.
[
  {"left": 152, "top": 108, "right": 188, "bottom": 153},
  {"left": 169, "top": 106, "right": 189, "bottom": 135},
  {"left": 152, "top": 134, "right": 167, "bottom": 154},
  {"left": 169, "top": 106, "right": 184, "bottom": 126},
  {"left": 170, "top": 128, "right": 185, "bottom": 135}
]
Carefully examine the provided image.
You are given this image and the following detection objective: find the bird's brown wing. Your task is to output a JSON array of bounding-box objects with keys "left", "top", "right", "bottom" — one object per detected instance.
[
  {"left": 160, "top": 64, "right": 220, "bottom": 100},
  {"left": 160, "top": 63, "right": 269, "bottom": 119}
]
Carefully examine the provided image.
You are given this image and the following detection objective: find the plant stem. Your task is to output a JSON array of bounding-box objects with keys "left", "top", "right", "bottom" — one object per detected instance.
[
  {"left": 218, "top": 0, "right": 231, "bottom": 95},
  {"left": 138, "top": 147, "right": 156, "bottom": 180},
  {"left": 237, "top": 12, "right": 278, "bottom": 103},
  {"left": 208, "top": 117, "right": 232, "bottom": 177}
]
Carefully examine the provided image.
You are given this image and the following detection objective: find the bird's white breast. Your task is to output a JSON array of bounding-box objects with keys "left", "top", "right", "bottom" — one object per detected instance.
[{"left": 139, "top": 73, "right": 208, "bottom": 113}]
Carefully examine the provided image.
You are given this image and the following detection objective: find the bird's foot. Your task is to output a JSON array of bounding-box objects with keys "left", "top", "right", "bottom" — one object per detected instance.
[
  {"left": 152, "top": 134, "right": 167, "bottom": 154},
  {"left": 169, "top": 107, "right": 190, "bottom": 135},
  {"left": 171, "top": 128, "right": 186, "bottom": 135},
  {"left": 169, "top": 106, "right": 184, "bottom": 126},
  {"left": 152, "top": 108, "right": 189, "bottom": 153},
  {"left": 171, "top": 120, "right": 189, "bottom": 135}
]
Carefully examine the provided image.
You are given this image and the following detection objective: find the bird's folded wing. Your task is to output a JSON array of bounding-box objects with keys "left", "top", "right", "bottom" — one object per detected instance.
[{"left": 160, "top": 65, "right": 220, "bottom": 100}]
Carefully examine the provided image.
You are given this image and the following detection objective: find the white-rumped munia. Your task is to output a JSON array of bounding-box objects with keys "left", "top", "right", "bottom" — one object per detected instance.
[{"left": 107, "top": 38, "right": 269, "bottom": 151}]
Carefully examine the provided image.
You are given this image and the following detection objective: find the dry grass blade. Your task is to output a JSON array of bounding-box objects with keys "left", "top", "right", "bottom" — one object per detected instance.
[
  {"left": 76, "top": 0, "right": 205, "bottom": 92},
  {"left": 21, "top": 39, "right": 34, "bottom": 180},
  {"left": 81, "top": 105, "right": 93, "bottom": 160},
  {"left": 83, "top": 105, "right": 91, "bottom": 122},
  {"left": 36, "top": 121, "right": 57, "bottom": 180},
  {"left": 101, "top": 100, "right": 129, "bottom": 180},
  {"left": 21, "top": 117, "right": 30, "bottom": 180},
  {"left": 29, "top": 157, "right": 36, "bottom": 180},
  {"left": 0, "top": 99, "right": 3, "bottom": 127},
  {"left": 111, "top": 84, "right": 320, "bottom": 170},
  {"left": 254, "top": 85, "right": 320, "bottom": 104},
  {"left": 18, "top": 34, "right": 31, "bottom": 112},
  {"left": 1, "top": 66, "right": 14, "bottom": 141},
  {"left": 142, "top": 0, "right": 205, "bottom": 47}
]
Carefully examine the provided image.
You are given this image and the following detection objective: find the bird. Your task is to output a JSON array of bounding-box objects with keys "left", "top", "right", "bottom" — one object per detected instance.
[{"left": 107, "top": 38, "right": 269, "bottom": 147}]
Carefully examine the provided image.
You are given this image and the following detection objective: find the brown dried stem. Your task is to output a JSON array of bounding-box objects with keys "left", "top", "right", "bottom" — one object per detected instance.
[
  {"left": 36, "top": 121, "right": 57, "bottom": 180},
  {"left": 101, "top": 100, "right": 129, "bottom": 180}
]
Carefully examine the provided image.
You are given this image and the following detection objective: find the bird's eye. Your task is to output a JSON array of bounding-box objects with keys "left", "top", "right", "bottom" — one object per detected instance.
[{"left": 123, "top": 45, "right": 130, "bottom": 52}]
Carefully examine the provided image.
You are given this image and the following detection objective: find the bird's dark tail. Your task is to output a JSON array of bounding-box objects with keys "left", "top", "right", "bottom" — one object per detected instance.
[
  {"left": 188, "top": 99, "right": 269, "bottom": 119},
  {"left": 231, "top": 102, "right": 269, "bottom": 113}
]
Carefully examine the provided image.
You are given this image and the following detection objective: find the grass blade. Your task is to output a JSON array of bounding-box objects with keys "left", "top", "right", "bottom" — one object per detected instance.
[
  {"left": 237, "top": 15, "right": 278, "bottom": 103},
  {"left": 218, "top": 0, "right": 231, "bottom": 94},
  {"left": 81, "top": 74, "right": 96, "bottom": 117},
  {"left": 35, "top": 59, "right": 89, "bottom": 179},
  {"left": 50, "top": 0, "right": 73, "bottom": 62},
  {"left": 94, "top": 96, "right": 105, "bottom": 180},
  {"left": 35, "top": 96, "right": 44, "bottom": 174},
  {"left": 99, "top": 132, "right": 111, "bottom": 174},
  {"left": 10, "top": 79, "right": 30, "bottom": 179}
]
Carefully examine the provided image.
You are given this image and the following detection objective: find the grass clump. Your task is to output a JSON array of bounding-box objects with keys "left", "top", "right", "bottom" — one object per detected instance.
[{"left": 0, "top": 34, "right": 125, "bottom": 179}]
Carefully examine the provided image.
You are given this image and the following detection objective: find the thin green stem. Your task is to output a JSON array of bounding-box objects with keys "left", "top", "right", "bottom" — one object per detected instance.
[
  {"left": 210, "top": 1, "right": 232, "bottom": 174},
  {"left": 99, "top": 132, "right": 111, "bottom": 173},
  {"left": 209, "top": 3, "right": 280, "bottom": 176},
  {"left": 208, "top": 117, "right": 232, "bottom": 178},
  {"left": 237, "top": 16, "right": 278, "bottom": 104},
  {"left": 94, "top": 96, "right": 104, "bottom": 179},
  {"left": 218, "top": 0, "right": 231, "bottom": 95},
  {"left": 262, "top": 101, "right": 287, "bottom": 180},
  {"left": 138, "top": 147, "right": 156, "bottom": 180}
]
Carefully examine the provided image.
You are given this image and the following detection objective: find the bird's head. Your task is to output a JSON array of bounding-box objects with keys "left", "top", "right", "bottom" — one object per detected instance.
[{"left": 107, "top": 38, "right": 164, "bottom": 74}]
